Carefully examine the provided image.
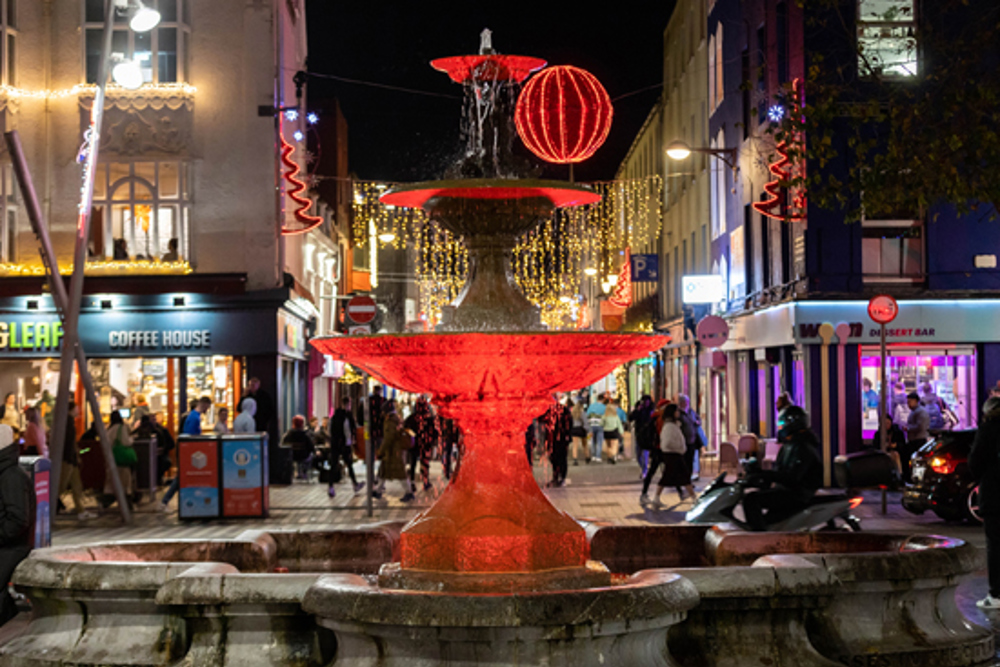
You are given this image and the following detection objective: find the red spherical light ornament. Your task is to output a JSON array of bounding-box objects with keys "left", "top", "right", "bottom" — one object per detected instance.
[{"left": 515, "top": 65, "right": 614, "bottom": 164}]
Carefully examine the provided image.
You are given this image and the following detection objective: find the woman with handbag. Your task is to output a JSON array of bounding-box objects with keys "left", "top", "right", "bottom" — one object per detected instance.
[
  {"left": 374, "top": 399, "right": 415, "bottom": 502},
  {"left": 103, "top": 410, "right": 136, "bottom": 508},
  {"left": 649, "top": 404, "right": 695, "bottom": 508}
]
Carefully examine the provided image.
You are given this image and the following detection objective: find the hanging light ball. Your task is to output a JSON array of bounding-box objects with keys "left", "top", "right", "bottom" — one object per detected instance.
[{"left": 514, "top": 65, "right": 614, "bottom": 164}]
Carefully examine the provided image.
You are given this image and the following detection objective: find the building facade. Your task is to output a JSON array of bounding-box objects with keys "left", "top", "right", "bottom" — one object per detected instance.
[{"left": 0, "top": 0, "right": 343, "bottom": 482}]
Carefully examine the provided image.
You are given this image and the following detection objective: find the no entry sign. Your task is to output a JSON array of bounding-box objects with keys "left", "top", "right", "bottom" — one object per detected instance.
[{"left": 345, "top": 295, "right": 377, "bottom": 325}]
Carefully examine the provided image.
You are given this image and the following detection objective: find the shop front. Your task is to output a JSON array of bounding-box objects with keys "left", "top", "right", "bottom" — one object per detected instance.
[
  {"left": 0, "top": 282, "right": 312, "bottom": 483},
  {"left": 719, "top": 300, "right": 1000, "bottom": 474}
]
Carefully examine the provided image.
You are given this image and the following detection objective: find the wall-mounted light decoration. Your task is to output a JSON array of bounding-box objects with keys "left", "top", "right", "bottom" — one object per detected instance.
[{"left": 280, "top": 130, "right": 323, "bottom": 235}]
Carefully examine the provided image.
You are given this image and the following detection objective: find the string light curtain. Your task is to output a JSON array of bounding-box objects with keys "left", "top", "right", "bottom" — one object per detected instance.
[{"left": 351, "top": 175, "right": 662, "bottom": 328}]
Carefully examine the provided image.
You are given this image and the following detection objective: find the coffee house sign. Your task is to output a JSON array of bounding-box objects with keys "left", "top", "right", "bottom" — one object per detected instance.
[{"left": 0, "top": 310, "right": 280, "bottom": 358}]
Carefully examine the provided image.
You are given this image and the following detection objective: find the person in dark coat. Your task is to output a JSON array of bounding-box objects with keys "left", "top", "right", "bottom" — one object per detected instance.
[
  {"left": 440, "top": 417, "right": 461, "bottom": 480},
  {"left": 241, "top": 378, "right": 276, "bottom": 435},
  {"left": 0, "top": 424, "right": 34, "bottom": 626},
  {"left": 374, "top": 399, "right": 414, "bottom": 502},
  {"left": 328, "top": 397, "right": 363, "bottom": 497},
  {"left": 403, "top": 397, "right": 438, "bottom": 491},
  {"left": 969, "top": 396, "right": 1000, "bottom": 609},
  {"left": 281, "top": 415, "right": 315, "bottom": 481},
  {"left": 547, "top": 399, "right": 573, "bottom": 487},
  {"left": 629, "top": 395, "right": 655, "bottom": 478},
  {"left": 742, "top": 405, "right": 823, "bottom": 530}
]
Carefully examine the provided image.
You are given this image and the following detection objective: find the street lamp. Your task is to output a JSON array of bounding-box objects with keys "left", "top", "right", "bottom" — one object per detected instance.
[
  {"left": 665, "top": 140, "right": 738, "bottom": 171},
  {"left": 111, "top": 58, "right": 143, "bottom": 89},
  {"left": 128, "top": 0, "right": 162, "bottom": 32}
]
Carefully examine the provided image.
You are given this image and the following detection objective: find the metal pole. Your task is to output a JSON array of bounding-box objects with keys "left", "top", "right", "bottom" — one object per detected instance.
[
  {"left": 50, "top": 0, "right": 118, "bottom": 514},
  {"left": 5, "top": 130, "right": 131, "bottom": 522},
  {"left": 879, "top": 322, "right": 888, "bottom": 514},
  {"left": 364, "top": 372, "right": 374, "bottom": 518}
]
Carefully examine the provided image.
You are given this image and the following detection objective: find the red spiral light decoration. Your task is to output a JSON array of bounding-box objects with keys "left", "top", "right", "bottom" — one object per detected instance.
[
  {"left": 515, "top": 65, "right": 613, "bottom": 164},
  {"left": 751, "top": 140, "right": 807, "bottom": 222},
  {"left": 280, "top": 132, "right": 323, "bottom": 235}
]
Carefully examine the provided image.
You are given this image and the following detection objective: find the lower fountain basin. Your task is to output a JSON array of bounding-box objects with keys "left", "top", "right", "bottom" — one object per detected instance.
[{"left": 2, "top": 525, "right": 991, "bottom": 667}]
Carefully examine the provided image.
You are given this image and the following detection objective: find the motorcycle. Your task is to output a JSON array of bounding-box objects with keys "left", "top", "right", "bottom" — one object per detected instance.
[{"left": 685, "top": 469, "right": 864, "bottom": 531}]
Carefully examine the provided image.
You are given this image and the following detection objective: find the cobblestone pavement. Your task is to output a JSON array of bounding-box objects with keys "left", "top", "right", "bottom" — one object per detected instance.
[{"left": 5, "top": 456, "right": 998, "bottom": 658}]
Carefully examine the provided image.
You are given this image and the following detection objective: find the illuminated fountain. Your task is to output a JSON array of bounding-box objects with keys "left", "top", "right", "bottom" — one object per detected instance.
[
  {"left": 303, "top": 32, "right": 699, "bottom": 663},
  {"left": 2, "top": 32, "right": 992, "bottom": 667}
]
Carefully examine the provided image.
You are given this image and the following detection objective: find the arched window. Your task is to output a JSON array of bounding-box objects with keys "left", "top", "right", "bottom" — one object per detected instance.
[{"left": 90, "top": 161, "right": 191, "bottom": 262}]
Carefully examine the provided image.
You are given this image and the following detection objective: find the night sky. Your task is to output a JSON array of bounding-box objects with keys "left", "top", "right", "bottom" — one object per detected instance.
[{"left": 305, "top": 1, "right": 677, "bottom": 183}]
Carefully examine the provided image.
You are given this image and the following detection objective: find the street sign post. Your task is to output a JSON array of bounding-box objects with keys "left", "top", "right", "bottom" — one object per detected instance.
[
  {"left": 345, "top": 295, "right": 377, "bottom": 325},
  {"left": 868, "top": 295, "right": 899, "bottom": 465}
]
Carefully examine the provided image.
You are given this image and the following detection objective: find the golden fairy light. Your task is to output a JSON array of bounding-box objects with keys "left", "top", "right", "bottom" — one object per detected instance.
[{"left": 351, "top": 175, "right": 662, "bottom": 329}]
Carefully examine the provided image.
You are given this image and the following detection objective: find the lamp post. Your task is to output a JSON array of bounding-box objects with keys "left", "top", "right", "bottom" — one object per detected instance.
[
  {"left": 48, "top": 0, "right": 160, "bottom": 523},
  {"left": 665, "top": 140, "right": 738, "bottom": 173}
]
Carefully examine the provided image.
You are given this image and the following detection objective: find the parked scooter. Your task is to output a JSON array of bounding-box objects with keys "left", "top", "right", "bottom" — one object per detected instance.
[{"left": 685, "top": 468, "right": 864, "bottom": 531}]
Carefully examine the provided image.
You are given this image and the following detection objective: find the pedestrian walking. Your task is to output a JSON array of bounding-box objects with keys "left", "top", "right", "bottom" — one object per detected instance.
[
  {"left": 677, "top": 394, "right": 704, "bottom": 481},
  {"left": 57, "top": 402, "right": 95, "bottom": 520},
  {"left": 630, "top": 395, "right": 655, "bottom": 478},
  {"left": 159, "top": 396, "right": 211, "bottom": 512},
  {"left": 548, "top": 398, "right": 572, "bottom": 487},
  {"left": 328, "top": 397, "right": 364, "bottom": 497},
  {"left": 640, "top": 400, "right": 671, "bottom": 504},
  {"left": 585, "top": 396, "right": 607, "bottom": 463},
  {"left": 374, "top": 399, "right": 415, "bottom": 502},
  {"left": 103, "top": 410, "right": 135, "bottom": 508},
  {"left": 648, "top": 404, "right": 694, "bottom": 508},
  {"left": 570, "top": 398, "right": 588, "bottom": 465},
  {"left": 407, "top": 397, "right": 438, "bottom": 491},
  {"left": 970, "top": 396, "right": 1000, "bottom": 609},
  {"left": 0, "top": 424, "right": 33, "bottom": 627},
  {"left": 601, "top": 398, "right": 623, "bottom": 464}
]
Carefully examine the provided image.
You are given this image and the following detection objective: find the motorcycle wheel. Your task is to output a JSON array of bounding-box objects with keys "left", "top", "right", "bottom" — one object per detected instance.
[{"left": 966, "top": 485, "right": 984, "bottom": 525}]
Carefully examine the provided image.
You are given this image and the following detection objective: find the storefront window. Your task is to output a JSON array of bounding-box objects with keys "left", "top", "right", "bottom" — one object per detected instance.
[
  {"left": 859, "top": 346, "right": 977, "bottom": 441},
  {"left": 82, "top": 355, "right": 235, "bottom": 435}
]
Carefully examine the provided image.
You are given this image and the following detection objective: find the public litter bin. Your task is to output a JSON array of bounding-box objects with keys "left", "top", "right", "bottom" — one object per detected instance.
[
  {"left": 177, "top": 434, "right": 269, "bottom": 520},
  {"left": 220, "top": 434, "right": 269, "bottom": 518},
  {"left": 18, "top": 456, "right": 51, "bottom": 549},
  {"left": 177, "top": 436, "right": 221, "bottom": 520}
]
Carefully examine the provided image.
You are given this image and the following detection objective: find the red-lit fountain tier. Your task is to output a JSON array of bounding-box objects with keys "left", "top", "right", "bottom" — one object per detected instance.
[
  {"left": 310, "top": 332, "right": 669, "bottom": 584},
  {"left": 431, "top": 54, "right": 546, "bottom": 84}
]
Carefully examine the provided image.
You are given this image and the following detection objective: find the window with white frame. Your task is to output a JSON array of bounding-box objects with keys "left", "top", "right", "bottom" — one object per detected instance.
[
  {"left": 861, "top": 218, "right": 923, "bottom": 281},
  {"left": 708, "top": 32, "right": 716, "bottom": 111},
  {"left": 714, "top": 23, "right": 724, "bottom": 107},
  {"left": 711, "top": 129, "right": 726, "bottom": 240},
  {"left": 0, "top": 0, "right": 17, "bottom": 87},
  {"left": 857, "top": 0, "right": 916, "bottom": 77},
  {"left": 84, "top": 0, "right": 190, "bottom": 85},
  {"left": 89, "top": 161, "right": 191, "bottom": 261},
  {"left": 0, "top": 165, "right": 18, "bottom": 263}
]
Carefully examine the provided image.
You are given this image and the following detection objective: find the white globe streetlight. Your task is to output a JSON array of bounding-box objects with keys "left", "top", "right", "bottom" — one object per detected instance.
[
  {"left": 129, "top": 0, "right": 161, "bottom": 32},
  {"left": 112, "top": 59, "right": 144, "bottom": 90}
]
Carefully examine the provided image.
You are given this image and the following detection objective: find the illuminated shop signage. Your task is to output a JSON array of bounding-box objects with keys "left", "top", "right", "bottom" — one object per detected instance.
[
  {"left": 0, "top": 320, "right": 64, "bottom": 351},
  {"left": 0, "top": 309, "right": 285, "bottom": 358},
  {"left": 108, "top": 329, "right": 212, "bottom": 350}
]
